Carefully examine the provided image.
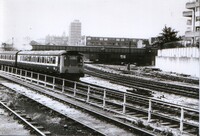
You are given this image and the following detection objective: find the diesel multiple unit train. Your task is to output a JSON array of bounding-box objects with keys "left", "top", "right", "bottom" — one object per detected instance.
[{"left": 0, "top": 50, "right": 84, "bottom": 78}]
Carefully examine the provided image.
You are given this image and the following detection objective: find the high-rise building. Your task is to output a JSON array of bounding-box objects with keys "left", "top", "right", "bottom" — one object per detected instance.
[
  {"left": 68, "top": 20, "right": 82, "bottom": 46},
  {"left": 183, "top": 0, "right": 200, "bottom": 45}
]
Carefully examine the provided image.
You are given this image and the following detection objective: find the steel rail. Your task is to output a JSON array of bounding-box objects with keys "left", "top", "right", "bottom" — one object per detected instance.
[{"left": 0, "top": 100, "right": 46, "bottom": 136}]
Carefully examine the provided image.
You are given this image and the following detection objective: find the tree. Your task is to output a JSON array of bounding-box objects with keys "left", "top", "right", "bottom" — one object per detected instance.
[{"left": 154, "top": 25, "right": 182, "bottom": 49}]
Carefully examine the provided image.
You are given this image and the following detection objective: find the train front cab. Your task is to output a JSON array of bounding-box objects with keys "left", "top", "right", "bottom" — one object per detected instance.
[{"left": 60, "top": 51, "right": 84, "bottom": 77}]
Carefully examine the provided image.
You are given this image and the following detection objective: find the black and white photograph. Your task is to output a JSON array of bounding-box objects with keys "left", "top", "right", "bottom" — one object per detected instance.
[{"left": 0, "top": 0, "right": 199, "bottom": 135}]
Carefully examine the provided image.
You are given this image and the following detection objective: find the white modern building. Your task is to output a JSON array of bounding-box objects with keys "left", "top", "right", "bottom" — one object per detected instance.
[
  {"left": 68, "top": 20, "right": 82, "bottom": 46},
  {"left": 183, "top": 0, "right": 200, "bottom": 45}
]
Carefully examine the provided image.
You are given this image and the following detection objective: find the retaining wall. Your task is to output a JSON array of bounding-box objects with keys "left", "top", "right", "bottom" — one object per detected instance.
[{"left": 155, "top": 47, "right": 199, "bottom": 77}]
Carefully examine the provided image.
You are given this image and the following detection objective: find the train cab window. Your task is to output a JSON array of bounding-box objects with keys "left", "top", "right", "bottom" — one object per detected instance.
[{"left": 64, "top": 56, "right": 70, "bottom": 66}]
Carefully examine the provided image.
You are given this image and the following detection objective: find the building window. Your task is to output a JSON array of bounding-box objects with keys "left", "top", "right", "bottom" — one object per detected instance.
[
  {"left": 196, "top": 7, "right": 200, "bottom": 11},
  {"left": 196, "top": 16, "right": 200, "bottom": 22}
]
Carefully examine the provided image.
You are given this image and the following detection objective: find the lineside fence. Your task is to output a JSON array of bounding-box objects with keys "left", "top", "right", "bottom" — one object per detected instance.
[{"left": 0, "top": 65, "right": 199, "bottom": 133}]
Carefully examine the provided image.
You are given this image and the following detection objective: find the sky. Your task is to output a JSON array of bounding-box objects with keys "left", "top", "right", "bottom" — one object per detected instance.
[{"left": 0, "top": 0, "right": 189, "bottom": 49}]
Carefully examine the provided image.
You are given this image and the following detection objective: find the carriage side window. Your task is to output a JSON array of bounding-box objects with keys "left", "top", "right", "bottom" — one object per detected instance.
[
  {"left": 41, "top": 57, "right": 43, "bottom": 63},
  {"left": 47, "top": 57, "right": 50, "bottom": 63},
  {"left": 39, "top": 57, "right": 42, "bottom": 63},
  {"left": 52, "top": 57, "right": 56, "bottom": 64},
  {"left": 49, "top": 57, "right": 52, "bottom": 64},
  {"left": 30, "top": 56, "right": 33, "bottom": 62},
  {"left": 44, "top": 56, "right": 46, "bottom": 63},
  {"left": 27, "top": 56, "right": 30, "bottom": 61},
  {"left": 33, "top": 56, "right": 36, "bottom": 62}
]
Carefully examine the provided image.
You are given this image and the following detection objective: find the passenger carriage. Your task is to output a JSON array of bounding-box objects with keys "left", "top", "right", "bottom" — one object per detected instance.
[
  {"left": 0, "top": 51, "right": 19, "bottom": 67},
  {"left": 17, "top": 50, "right": 84, "bottom": 77}
]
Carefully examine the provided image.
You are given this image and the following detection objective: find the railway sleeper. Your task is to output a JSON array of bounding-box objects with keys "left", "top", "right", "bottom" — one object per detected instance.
[
  {"left": 36, "top": 126, "right": 45, "bottom": 130},
  {"left": 29, "top": 121, "right": 38, "bottom": 125},
  {"left": 185, "top": 128, "right": 198, "bottom": 134},
  {"left": 165, "top": 124, "right": 179, "bottom": 128},
  {"left": 42, "top": 131, "right": 51, "bottom": 135},
  {"left": 126, "top": 111, "right": 137, "bottom": 115},
  {"left": 160, "top": 122, "right": 171, "bottom": 125},
  {"left": 134, "top": 114, "right": 145, "bottom": 117}
]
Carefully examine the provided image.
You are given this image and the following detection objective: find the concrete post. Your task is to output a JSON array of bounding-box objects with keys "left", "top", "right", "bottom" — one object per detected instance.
[
  {"left": 44, "top": 75, "right": 47, "bottom": 87},
  {"left": 74, "top": 82, "right": 77, "bottom": 97},
  {"left": 103, "top": 89, "right": 106, "bottom": 108},
  {"left": 25, "top": 71, "right": 27, "bottom": 81},
  {"left": 15, "top": 68, "right": 18, "bottom": 75},
  {"left": 37, "top": 74, "right": 39, "bottom": 84},
  {"left": 87, "top": 86, "right": 90, "bottom": 103},
  {"left": 148, "top": 99, "right": 152, "bottom": 122},
  {"left": 123, "top": 93, "right": 126, "bottom": 114},
  {"left": 62, "top": 79, "right": 65, "bottom": 92},
  {"left": 180, "top": 107, "right": 184, "bottom": 133},
  {"left": 11, "top": 67, "right": 13, "bottom": 73},
  {"left": 30, "top": 72, "right": 33, "bottom": 82},
  {"left": 52, "top": 77, "right": 55, "bottom": 90},
  {"left": 20, "top": 69, "right": 22, "bottom": 79}
]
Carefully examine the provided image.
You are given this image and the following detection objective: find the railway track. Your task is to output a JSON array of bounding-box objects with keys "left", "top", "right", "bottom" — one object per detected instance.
[
  {"left": 94, "top": 64, "right": 199, "bottom": 85},
  {"left": 0, "top": 66, "right": 199, "bottom": 135},
  {"left": 84, "top": 65, "right": 199, "bottom": 99},
  {"left": 0, "top": 67, "right": 156, "bottom": 136},
  {"left": 0, "top": 100, "right": 50, "bottom": 136}
]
